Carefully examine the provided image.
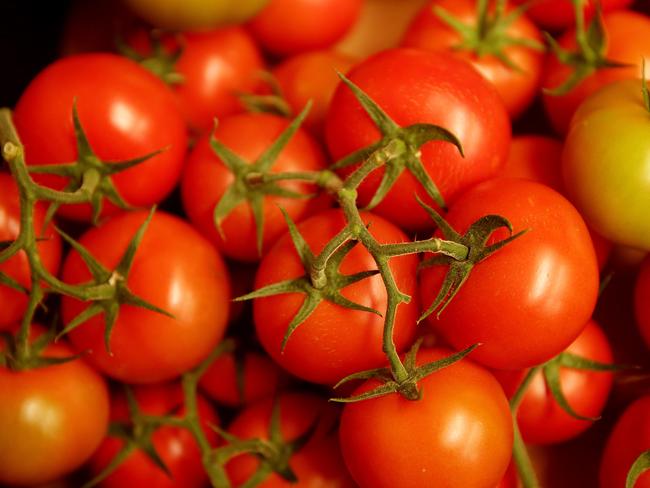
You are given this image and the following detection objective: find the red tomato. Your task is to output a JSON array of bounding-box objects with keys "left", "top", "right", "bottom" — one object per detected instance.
[
  {"left": 13, "top": 54, "right": 188, "bottom": 221},
  {"left": 89, "top": 383, "right": 219, "bottom": 488},
  {"left": 542, "top": 10, "right": 650, "bottom": 135},
  {"left": 401, "top": 0, "right": 544, "bottom": 118},
  {"left": 635, "top": 256, "right": 650, "bottom": 350},
  {"left": 247, "top": 0, "right": 363, "bottom": 56},
  {"left": 600, "top": 395, "right": 650, "bottom": 488},
  {"left": 513, "top": 0, "right": 633, "bottom": 31},
  {"left": 0, "top": 335, "right": 109, "bottom": 486},
  {"left": 339, "top": 347, "right": 513, "bottom": 488},
  {"left": 253, "top": 208, "right": 419, "bottom": 385},
  {"left": 180, "top": 112, "right": 330, "bottom": 262},
  {"left": 420, "top": 178, "right": 599, "bottom": 370},
  {"left": 0, "top": 173, "right": 62, "bottom": 330},
  {"left": 271, "top": 50, "right": 356, "bottom": 136},
  {"left": 226, "top": 392, "right": 356, "bottom": 487},
  {"left": 128, "top": 27, "right": 264, "bottom": 133},
  {"left": 61, "top": 210, "right": 231, "bottom": 383},
  {"left": 502, "top": 135, "right": 612, "bottom": 269},
  {"left": 325, "top": 48, "right": 511, "bottom": 232},
  {"left": 496, "top": 320, "right": 613, "bottom": 444},
  {"left": 199, "top": 349, "right": 285, "bottom": 408}
]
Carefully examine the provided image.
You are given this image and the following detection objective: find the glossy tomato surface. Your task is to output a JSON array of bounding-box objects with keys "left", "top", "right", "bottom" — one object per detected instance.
[
  {"left": 226, "top": 392, "right": 355, "bottom": 488},
  {"left": 325, "top": 48, "right": 511, "bottom": 232},
  {"left": 181, "top": 112, "right": 330, "bottom": 262},
  {"left": 339, "top": 347, "right": 513, "bottom": 488},
  {"left": 13, "top": 54, "right": 187, "bottom": 221},
  {"left": 420, "top": 178, "right": 599, "bottom": 370},
  {"left": 89, "top": 383, "right": 218, "bottom": 488},
  {"left": 253, "top": 208, "right": 419, "bottom": 385},
  {"left": 401, "top": 0, "right": 543, "bottom": 118},
  {"left": 62, "top": 210, "right": 231, "bottom": 383},
  {"left": 0, "top": 338, "right": 109, "bottom": 486},
  {"left": 562, "top": 78, "right": 650, "bottom": 251},
  {"left": 0, "top": 173, "right": 62, "bottom": 330}
]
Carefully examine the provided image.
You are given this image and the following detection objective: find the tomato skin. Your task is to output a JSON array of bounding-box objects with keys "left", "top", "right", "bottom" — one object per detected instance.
[
  {"left": 13, "top": 54, "right": 187, "bottom": 221},
  {"left": 401, "top": 0, "right": 543, "bottom": 118},
  {"left": 226, "top": 392, "right": 356, "bottom": 488},
  {"left": 124, "top": 0, "right": 269, "bottom": 30},
  {"left": 0, "top": 338, "right": 109, "bottom": 486},
  {"left": 180, "top": 112, "right": 330, "bottom": 262},
  {"left": 513, "top": 0, "right": 632, "bottom": 31},
  {"left": 62, "top": 210, "right": 231, "bottom": 383},
  {"left": 600, "top": 395, "right": 650, "bottom": 488},
  {"left": 496, "top": 320, "right": 613, "bottom": 444},
  {"left": 253, "top": 208, "right": 419, "bottom": 385},
  {"left": 562, "top": 79, "right": 650, "bottom": 251},
  {"left": 199, "top": 349, "right": 284, "bottom": 407},
  {"left": 325, "top": 48, "right": 511, "bottom": 232},
  {"left": 247, "top": 0, "right": 363, "bottom": 56},
  {"left": 635, "top": 256, "right": 650, "bottom": 350},
  {"left": 339, "top": 347, "right": 513, "bottom": 488},
  {"left": 0, "top": 173, "right": 62, "bottom": 330},
  {"left": 128, "top": 27, "right": 264, "bottom": 134},
  {"left": 89, "top": 383, "right": 218, "bottom": 488},
  {"left": 541, "top": 10, "right": 650, "bottom": 135},
  {"left": 420, "top": 178, "right": 599, "bottom": 370},
  {"left": 271, "top": 50, "right": 356, "bottom": 137}
]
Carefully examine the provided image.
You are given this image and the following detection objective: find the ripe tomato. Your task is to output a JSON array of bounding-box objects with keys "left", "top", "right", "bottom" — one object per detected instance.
[
  {"left": 562, "top": 78, "right": 650, "bottom": 251},
  {"left": 181, "top": 112, "right": 330, "bottom": 262},
  {"left": 271, "top": 50, "right": 356, "bottom": 136},
  {"left": 89, "top": 383, "right": 219, "bottom": 488},
  {"left": 253, "top": 208, "right": 419, "bottom": 385},
  {"left": 339, "top": 347, "right": 513, "bottom": 488},
  {"left": 0, "top": 335, "right": 109, "bottom": 486},
  {"left": 13, "top": 53, "right": 187, "bottom": 221},
  {"left": 61, "top": 210, "right": 231, "bottom": 383},
  {"left": 635, "top": 256, "right": 650, "bottom": 350},
  {"left": 600, "top": 395, "right": 650, "bottom": 488},
  {"left": 542, "top": 10, "right": 650, "bottom": 135},
  {"left": 226, "top": 392, "right": 356, "bottom": 487},
  {"left": 199, "top": 349, "right": 285, "bottom": 407},
  {"left": 123, "top": 0, "right": 269, "bottom": 30},
  {"left": 0, "top": 173, "right": 62, "bottom": 330},
  {"left": 247, "top": 0, "right": 363, "bottom": 56},
  {"left": 401, "top": 0, "right": 544, "bottom": 118},
  {"left": 496, "top": 320, "right": 613, "bottom": 444},
  {"left": 420, "top": 178, "right": 599, "bottom": 370},
  {"left": 325, "top": 48, "right": 511, "bottom": 232},
  {"left": 127, "top": 27, "right": 264, "bottom": 134},
  {"left": 513, "top": 0, "right": 633, "bottom": 31}
]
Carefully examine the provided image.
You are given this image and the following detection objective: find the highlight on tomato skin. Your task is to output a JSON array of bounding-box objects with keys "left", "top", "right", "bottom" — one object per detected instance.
[
  {"left": 339, "top": 347, "right": 513, "bottom": 488},
  {"left": 60, "top": 210, "right": 231, "bottom": 384},
  {"left": 420, "top": 178, "right": 599, "bottom": 370},
  {"left": 0, "top": 329, "right": 110, "bottom": 487}
]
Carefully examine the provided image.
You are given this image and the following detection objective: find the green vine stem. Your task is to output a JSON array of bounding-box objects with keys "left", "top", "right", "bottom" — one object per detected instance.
[{"left": 509, "top": 365, "right": 542, "bottom": 488}]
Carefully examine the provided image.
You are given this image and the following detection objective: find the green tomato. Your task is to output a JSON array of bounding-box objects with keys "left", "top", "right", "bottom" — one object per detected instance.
[
  {"left": 562, "top": 78, "right": 650, "bottom": 251},
  {"left": 123, "top": 0, "right": 269, "bottom": 31}
]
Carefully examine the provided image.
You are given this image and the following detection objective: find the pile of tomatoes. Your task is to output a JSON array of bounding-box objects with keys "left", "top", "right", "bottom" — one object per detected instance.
[{"left": 1, "top": 0, "right": 650, "bottom": 487}]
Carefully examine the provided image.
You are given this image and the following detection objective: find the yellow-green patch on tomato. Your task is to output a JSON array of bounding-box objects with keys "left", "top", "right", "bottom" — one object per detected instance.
[{"left": 562, "top": 78, "right": 650, "bottom": 251}]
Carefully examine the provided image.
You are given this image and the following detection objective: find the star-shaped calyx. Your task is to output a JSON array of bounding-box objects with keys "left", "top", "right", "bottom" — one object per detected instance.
[
  {"left": 27, "top": 102, "right": 164, "bottom": 225},
  {"left": 56, "top": 208, "right": 173, "bottom": 353}
]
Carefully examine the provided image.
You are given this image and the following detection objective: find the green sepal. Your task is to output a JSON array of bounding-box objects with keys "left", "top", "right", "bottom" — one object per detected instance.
[
  {"left": 0, "top": 271, "right": 26, "bottom": 293},
  {"left": 116, "top": 31, "right": 185, "bottom": 86},
  {"left": 627, "top": 450, "right": 650, "bottom": 488},
  {"left": 333, "top": 74, "right": 465, "bottom": 209},
  {"left": 81, "top": 440, "right": 137, "bottom": 488},
  {"left": 331, "top": 342, "right": 478, "bottom": 403},
  {"left": 210, "top": 103, "right": 314, "bottom": 257},
  {"left": 419, "top": 199, "right": 524, "bottom": 320},
  {"left": 237, "top": 70, "right": 292, "bottom": 118},
  {"left": 56, "top": 208, "right": 173, "bottom": 353}
]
